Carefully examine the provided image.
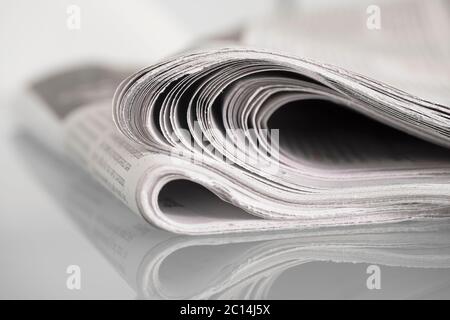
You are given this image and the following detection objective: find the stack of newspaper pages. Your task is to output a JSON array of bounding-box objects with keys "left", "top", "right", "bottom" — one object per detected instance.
[{"left": 18, "top": 0, "right": 450, "bottom": 235}]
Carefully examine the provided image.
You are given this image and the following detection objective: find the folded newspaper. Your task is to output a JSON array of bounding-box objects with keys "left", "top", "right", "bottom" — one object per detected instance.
[{"left": 17, "top": 1, "right": 450, "bottom": 235}]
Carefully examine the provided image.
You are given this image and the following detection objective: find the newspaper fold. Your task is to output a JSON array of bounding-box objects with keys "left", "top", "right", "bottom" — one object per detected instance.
[{"left": 107, "top": 48, "right": 449, "bottom": 234}]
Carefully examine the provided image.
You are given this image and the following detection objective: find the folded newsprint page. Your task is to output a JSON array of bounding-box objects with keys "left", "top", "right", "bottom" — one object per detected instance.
[{"left": 16, "top": 1, "right": 450, "bottom": 235}]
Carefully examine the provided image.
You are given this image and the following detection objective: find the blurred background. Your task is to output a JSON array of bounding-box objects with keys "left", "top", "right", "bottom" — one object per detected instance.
[
  {"left": 1, "top": 0, "right": 369, "bottom": 99},
  {"left": 0, "top": 0, "right": 270, "bottom": 97}
]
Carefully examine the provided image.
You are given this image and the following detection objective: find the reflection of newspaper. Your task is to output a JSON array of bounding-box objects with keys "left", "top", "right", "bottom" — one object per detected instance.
[
  {"left": 17, "top": 0, "right": 450, "bottom": 235},
  {"left": 13, "top": 133, "right": 450, "bottom": 299}
]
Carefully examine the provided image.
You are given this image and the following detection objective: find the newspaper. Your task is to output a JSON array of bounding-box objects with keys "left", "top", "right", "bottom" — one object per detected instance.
[
  {"left": 13, "top": 131, "right": 450, "bottom": 299},
  {"left": 16, "top": 0, "right": 450, "bottom": 235}
]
